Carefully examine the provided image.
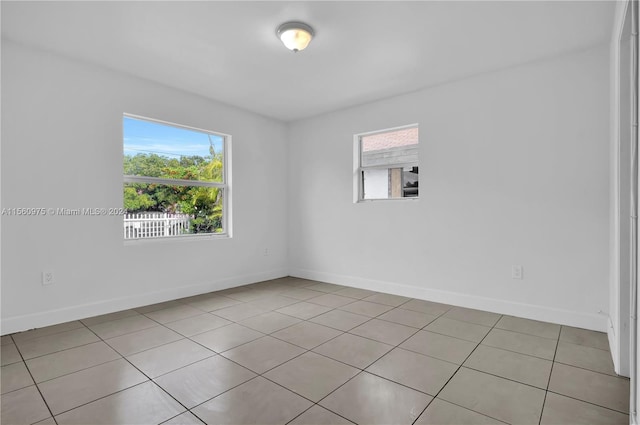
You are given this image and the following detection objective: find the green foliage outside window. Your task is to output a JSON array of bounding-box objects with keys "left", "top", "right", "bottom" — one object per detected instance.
[{"left": 123, "top": 150, "right": 224, "bottom": 234}]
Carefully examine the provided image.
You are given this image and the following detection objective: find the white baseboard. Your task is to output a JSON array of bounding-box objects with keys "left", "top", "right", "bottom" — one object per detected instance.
[
  {"left": 608, "top": 317, "right": 621, "bottom": 374},
  {"left": 1, "top": 268, "right": 288, "bottom": 335},
  {"left": 291, "top": 268, "right": 608, "bottom": 332}
]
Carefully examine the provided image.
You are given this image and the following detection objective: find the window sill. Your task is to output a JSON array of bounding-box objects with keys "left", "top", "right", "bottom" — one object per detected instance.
[
  {"left": 124, "top": 233, "right": 230, "bottom": 246},
  {"left": 356, "top": 197, "right": 420, "bottom": 203}
]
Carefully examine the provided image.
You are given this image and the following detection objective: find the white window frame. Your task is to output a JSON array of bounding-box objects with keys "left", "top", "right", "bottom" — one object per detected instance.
[
  {"left": 123, "top": 113, "right": 231, "bottom": 241},
  {"left": 354, "top": 123, "right": 419, "bottom": 203}
]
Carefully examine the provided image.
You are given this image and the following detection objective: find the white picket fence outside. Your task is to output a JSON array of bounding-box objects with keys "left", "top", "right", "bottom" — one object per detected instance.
[{"left": 124, "top": 212, "right": 191, "bottom": 239}]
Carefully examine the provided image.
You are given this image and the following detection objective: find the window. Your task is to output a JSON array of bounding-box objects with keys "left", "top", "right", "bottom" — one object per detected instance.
[
  {"left": 356, "top": 125, "right": 418, "bottom": 201},
  {"left": 123, "top": 115, "right": 229, "bottom": 240}
]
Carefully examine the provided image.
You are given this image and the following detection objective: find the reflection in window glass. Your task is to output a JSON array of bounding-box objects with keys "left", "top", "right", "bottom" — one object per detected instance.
[
  {"left": 358, "top": 126, "right": 418, "bottom": 200},
  {"left": 123, "top": 115, "right": 228, "bottom": 240}
]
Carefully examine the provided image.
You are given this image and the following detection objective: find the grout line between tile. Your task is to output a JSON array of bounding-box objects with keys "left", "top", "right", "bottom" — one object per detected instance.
[
  {"left": 10, "top": 339, "right": 60, "bottom": 425},
  {"left": 63, "top": 326, "right": 194, "bottom": 421},
  {"left": 544, "top": 389, "right": 632, "bottom": 416},
  {"left": 27, "top": 355, "right": 125, "bottom": 386},
  {"left": 552, "top": 359, "right": 624, "bottom": 378},
  {"left": 410, "top": 311, "right": 506, "bottom": 425},
  {"left": 4, "top": 279, "right": 625, "bottom": 425},
  {"left": 538, "top": 325, "right": 562, "bottom": 425}
]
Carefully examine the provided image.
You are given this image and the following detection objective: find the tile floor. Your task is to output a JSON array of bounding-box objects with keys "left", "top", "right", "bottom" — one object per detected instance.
[{"left": 0, "top": 277, "right": 630, "bottom": 425}]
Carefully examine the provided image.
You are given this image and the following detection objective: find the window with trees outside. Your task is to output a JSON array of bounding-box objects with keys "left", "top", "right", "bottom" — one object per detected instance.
[
  {"left": 356, "top": 125, "right": 418, "bottom": 201},
  {"left": 123, "top": 115, "right": 229, "bottom": 240}
]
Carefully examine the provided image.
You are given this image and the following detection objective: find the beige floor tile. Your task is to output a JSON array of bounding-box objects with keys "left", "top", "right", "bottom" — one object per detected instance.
[
  {"left": 339, "top": 300, "right": 393, "bottom": 317},
  {"left": 313, "top": 333, "right": 393, "bottom": 369},
  {"left": 482, "top": 328, "right": 557, "bottom": 360},
  {"left": 495, "top": 316, "right": 560, "bottom": 339},
  {"left": 265, "top": 352, "right": 359, "bottom": 402},
  {"left": 1, "top": 385, "right": 51, "bottom": 425},
  {"left": 105, "top": 326, "right": 182, "bottom": 356},
  {"left": 400, "top": 330, "right": 477, "bottom": 364},
  {"left": 367, "top": 348, "right": 458, "bottom": 395},
  {"left": 185, "top": 295, "right": 242, "bottom": 312},
  {"left": 162, "top": 412, "right": 205, "bottom": 425},
  {"left": 442, "top": 307, "right": 501, "bottom": 327},
  {"left": 177, "top": 292, "right": 218, "bottom": 304},
  {"left": 307, "top": 283, "right": 347, "bottom": 293},
  {"left": 34, "top": 417, "right": 57, "bottom": 425},
  {"left": 154, "top": 355, "right": 255, "bottom": 408},
  {"left": 242, "top": 288, "right": 284, "bottom": 302},
  {"left": 1, "top": 361, "right": 34, "bottom": 394},
  {"left": 144, "top": 304, "right": 203, "bottom": 324},
  {"left": 239, "top": 311, "right": 301, "bottom": 334},
  {"left": 272, "top": 321, "right": 343, "bottom": 349},
  {"left": 249, "top": 280, "right": 287, "bottom": 290},
  {"left": 560, "top": 326, "right": 610, "bottom": 351},
  {"left": 81, "top": 310, "right": 139, "bottom": 327},
  {"left": 134, "top": 300, "right": 183, "bottom": 314},
  {"left": 88, "top": 315, "right": 157, "bottom": 339},
  {"left": 222, "top": 289, "right": 266, "bottom": 302},
  {"left": 26, "top": 341, "right": 121, "bottom": 383},
  {"left": 280, "top": 288, "right": 326, "bottom": 300},
  {"left": 400, "top": 299, "right": 452, "bottom": 316},
  {"left": 247, "top": 280, "right": 285, "bottom": 288},
  {"left": 221, "top": 336, "right": 305, "bottom": 374},
  {"left": 289, "top": 405, "right": 354, "bottom": 425},
  {"left": 276, "top": 301, "right": 333, "bottom": 320},
  {"left": 363, "top": 293, "right": 411, "bottom": 307},
  {"left": 1, "top": 343, "right": 22, "bottom": 365},
  {"left": 555, "top": 341, "right": 616, "bottom": 375},
  {"left": 320, "top": 372, "right": 432, "bottom": 425},
  {"left": 548, "top": 363, "right": 629, "bottom": 413},
  {"left": 247, "top": 295, "right": 299, "bottom": 311},
  {"left": 378, "top": 308, "right": 438, "bottom": 328},
  {"left": 425, "top": 317, "right": 491, "bottom": 343},
  {"left": 271, "top": 277, "right": 304, "bottom": 286},
  {"left": 127, "top": 339, "right": 214, "bottom": 378},
  {"left": 212, "top": 303, "right": 268, "bottom": 322},
  {"left": 16, "top": 328, "right": 100, "bottom": 360},
  {"left": 463, "top": 345, "right": 552, "bottom": 389},
  {"left": 217, "top": 286, "right": 254, "bottom": 297},
  {"left": 334, "top": 287, "right": 379, "bottom": 299},
  {"left": 416, "top": 399, "right": 503, "bottom": 424},
  {"left": 439, "top": 368, "right": 545, "bottom": 424},
  {"left": 541, "top": 392, "right": 629, "bottom": 425},
  {"left": 163, "top": 313, "right": 231, "bottom": 337},
  {"left": 280, "top": 278, "right": 317, "bottom": 288},
  {"left": 39, "top": 358, "right": 147, "bottom": 415},
  {"left": 192, "top": 377, "right": 312, "bottom": 425},
  {"left": 246, "top": 288, "right": 286, "bottom": 300},
  {"left": 190, "top": 323, "right": 263, "bottom": 352},
  {"left": 349, "top": 318, "right": 418, "bottom": 345},
  {"left": 310, "top": 309, "right": 371, "bottom": 331},
  {"left": 12, "top": 321, "right": 84, "bottom": 343},
  {"left": 8, "top": 285, "right": 627, "bottom": 425},
  {"left": 308, "top": 294, "right": 355, "bottom": 308},
  {"left": 55, "top": 381, "right": 184, "bottom": 425}
]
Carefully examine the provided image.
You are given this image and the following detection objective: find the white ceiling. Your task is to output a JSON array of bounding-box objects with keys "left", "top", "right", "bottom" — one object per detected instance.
[{"left": 2, "top": 1, "right": 615, "bottom": 122}]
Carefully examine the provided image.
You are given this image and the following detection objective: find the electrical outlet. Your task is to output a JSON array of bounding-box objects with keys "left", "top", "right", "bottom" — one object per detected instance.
[
  {"left": 42, "top": 271, "right": 55, "bottom": 285},
  {"left": 511, "top": 265, "right": 523, "bottom": 280}
]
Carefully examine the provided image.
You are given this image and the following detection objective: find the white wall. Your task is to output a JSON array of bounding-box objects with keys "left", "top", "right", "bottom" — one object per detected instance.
[
  {"left": 1, "top": 41, "right": 289, "bottom": 334},
  {"left": 288, "top": 45, "right": 611, "bottom": 331}
]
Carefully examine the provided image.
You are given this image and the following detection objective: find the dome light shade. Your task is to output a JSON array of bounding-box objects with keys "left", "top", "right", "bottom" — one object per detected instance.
[{"left": 276, "top": 22, "right": 314, "bottom": 52}]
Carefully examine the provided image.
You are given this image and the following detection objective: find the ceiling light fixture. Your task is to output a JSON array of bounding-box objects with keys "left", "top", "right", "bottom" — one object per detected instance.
[{"left": 276, "top": 21, "right": 314, "bottom": 52}]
